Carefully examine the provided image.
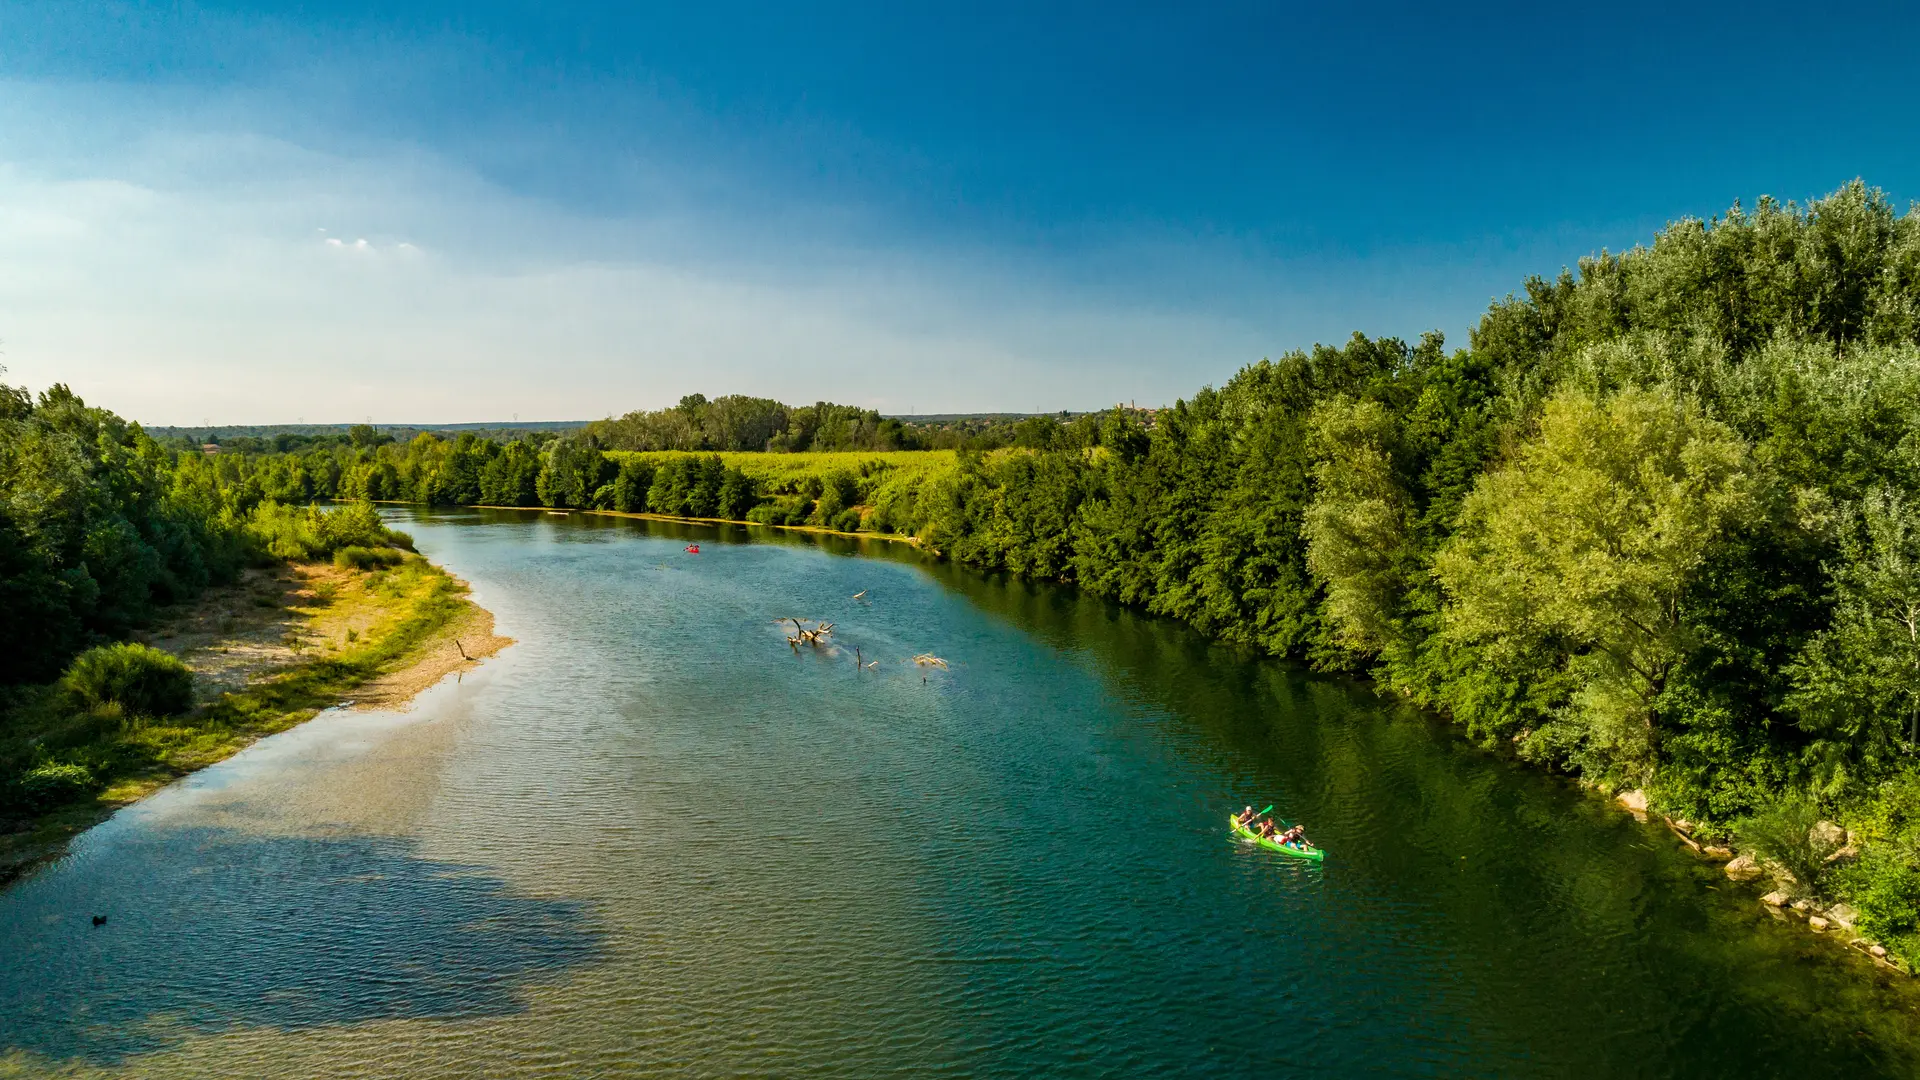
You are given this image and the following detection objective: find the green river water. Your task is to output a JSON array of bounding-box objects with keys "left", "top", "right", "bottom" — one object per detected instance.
[{"left": 3, "top": 509, "right": 1920, "bottom": 1077}]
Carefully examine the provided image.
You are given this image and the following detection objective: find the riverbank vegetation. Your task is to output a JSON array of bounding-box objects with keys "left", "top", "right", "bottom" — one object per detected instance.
[
  {"left": 0, "top": 380, "right": 480, "bottom": 868},
  {"left": 14, "top": 180, "right": 1920, "bottom": 966}
]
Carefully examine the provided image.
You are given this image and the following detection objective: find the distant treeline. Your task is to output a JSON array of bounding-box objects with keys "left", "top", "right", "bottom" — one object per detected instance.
[
  {"left": 15, "top": 181, "right": 1920, "bottom": 960},
  {"left": 148, "top": 421, "right": 585, "bottom": 454},
  {"left": 156, "top": 404, "right": 1087, "bottom": 460}
]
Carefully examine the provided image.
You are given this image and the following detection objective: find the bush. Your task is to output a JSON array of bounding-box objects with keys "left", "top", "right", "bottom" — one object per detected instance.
[
  {"left": 1836, "top": 851, "right": 1920, "bottom": 962},
  {"left": 245, "top": 500, "right": 400, "bottom": 560},
  {"left": 333, "top": 545, "right": 406, "bottom": 571},
  {"left": 245, "top": 501, "right": 323, "bottom": 560},
  {"left": 9, "top": 762, "right": 98, "bottom": 813},
  {"left": 1735, "top": 793, "right": 1844, "bottom": 898},
  {"left": 809, "top": 470, "right": 861, "bottom": 526},
  {"left": 61, "top": 642, "right": 196, "bottom": 719},
  {"left": 315, "top": 500, "right": 392, "bottom": 552},
  {"left": 833, "top": 508, "right": 863, "bottom": 533}
]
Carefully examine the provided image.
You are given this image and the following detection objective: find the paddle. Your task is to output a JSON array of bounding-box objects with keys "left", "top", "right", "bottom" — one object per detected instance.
[{"left": 1236, "top": 804, "right": 1274, "bottom": 828}]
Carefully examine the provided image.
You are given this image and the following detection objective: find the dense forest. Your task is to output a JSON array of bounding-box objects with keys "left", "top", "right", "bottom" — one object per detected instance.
[{"left": 11, "top": 181, "right": 1920, "bottom": 962}]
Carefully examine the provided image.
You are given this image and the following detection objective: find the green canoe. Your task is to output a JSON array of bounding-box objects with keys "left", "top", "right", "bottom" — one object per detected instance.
[{"left": 1230, "top": 813, "right": 1325, "bottom": 861}]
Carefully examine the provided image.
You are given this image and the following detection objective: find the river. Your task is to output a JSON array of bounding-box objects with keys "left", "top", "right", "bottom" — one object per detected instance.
[{"left": 3, "top": 509, "right": 1918, "bottom": 1077}]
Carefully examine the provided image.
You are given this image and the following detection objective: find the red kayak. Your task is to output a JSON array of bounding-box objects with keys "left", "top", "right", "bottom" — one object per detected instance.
[{"left": 685, "top": 544, "right": 700, "bottom": 553}]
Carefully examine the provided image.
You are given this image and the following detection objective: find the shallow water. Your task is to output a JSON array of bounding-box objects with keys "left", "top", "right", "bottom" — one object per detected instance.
[{"left": 4, "top": 509, "right": 1919, "bottom": 1077}]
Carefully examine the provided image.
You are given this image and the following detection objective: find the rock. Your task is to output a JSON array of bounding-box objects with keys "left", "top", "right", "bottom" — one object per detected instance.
[
  {"left": 1810, "top": 820, "right": 1849, "bottom": 849},
  {"left": 1724, "top": 854, "right": 1764, "bottom": 881},
  {"left": 1670, "top": 819, "right": 1695, "bottom": 834},
  {"left": 1809, "top": 915, "right": 1830, "bottom": 932},
  {"left": 1826, "top": 903, "right": 1858, "bottom": 930},
  {"left": 1825, "top": 844, "right": 1860, "bottom": 865},
  {"left": 1791, "top": 899, "right": 1814, "bottom": 913},
  {"left": 1871, "top": 944, "right": 1890, "bottom": 958},
  {"left": 1701, "top": 845, "right": 1734, "bottom": 860},
  {"left": 1616, "top": 789, "right": 1650, "bottom": 814},
  {"left": 1760, "top": 891, "right": 1791, "bottom": 907}
]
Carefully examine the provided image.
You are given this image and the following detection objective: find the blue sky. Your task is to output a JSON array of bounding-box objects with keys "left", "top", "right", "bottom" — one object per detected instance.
[{"left": 2, "top": 2, "right": 1917, "bottom": 423}]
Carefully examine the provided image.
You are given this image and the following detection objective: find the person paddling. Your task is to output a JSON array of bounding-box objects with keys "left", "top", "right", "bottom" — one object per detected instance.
[{"left": 1236, "top": 805, "right": 1256, "bottom": 826}]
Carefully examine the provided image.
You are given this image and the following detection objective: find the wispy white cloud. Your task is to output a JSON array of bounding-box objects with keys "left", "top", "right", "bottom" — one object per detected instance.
[{"left": 0, "top": 80, "right": 1293, "bottom": 424}]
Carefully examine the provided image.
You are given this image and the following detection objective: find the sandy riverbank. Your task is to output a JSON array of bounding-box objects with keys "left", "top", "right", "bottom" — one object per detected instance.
[{"left": 0, "top": 555, "right": 510, "bottom": 883}]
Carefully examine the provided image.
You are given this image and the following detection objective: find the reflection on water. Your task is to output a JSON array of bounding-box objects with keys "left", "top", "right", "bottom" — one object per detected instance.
[
  {"left": 2, "top": 508, "right": 1918, "bottom": 1078},
  {"left": 1, "top": 828, "right": 603, "bottom": 1065}
]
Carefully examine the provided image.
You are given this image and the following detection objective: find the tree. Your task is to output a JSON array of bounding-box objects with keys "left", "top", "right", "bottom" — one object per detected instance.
[
  {"left": 536, "top": 438, "right": 608, "bottom": 508},
  {"left": 610, "top": 458, "right": 655, "bottom": 513},
  {"left": 1434, "top": 385, "right": 1755, "bottom": 781},
  {"left": 1303, "top": 397, "right": 1411, "bottom": 655},
  {"left": 479, "top": 441, "right": 542, "bottom": 506},
  {"left": 1787, "top": 488, "right": 1920, "bottom": 788}
]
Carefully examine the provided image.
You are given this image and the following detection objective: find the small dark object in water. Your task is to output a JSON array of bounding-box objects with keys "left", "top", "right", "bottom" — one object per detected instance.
[{"left": 91, "top": 915, "right": 107, "bottom": 927}]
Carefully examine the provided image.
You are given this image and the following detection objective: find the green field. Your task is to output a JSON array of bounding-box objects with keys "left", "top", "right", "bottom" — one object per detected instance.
[
  {"left": 603, "top": 449, "right": 963, "bottom": 534},
  {"left": 605, "top": 449, "right": 956, "bottom": 484}
]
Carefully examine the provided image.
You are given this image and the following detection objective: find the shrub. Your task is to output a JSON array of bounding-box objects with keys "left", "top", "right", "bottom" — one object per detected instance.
[
  {"left": 245, "top": 500, "right": 401, "bottom": 560},
  {"left": 314, "top": 501, "right": 393, "bottom": 552},
  {"left": 809, "top": 470, "right": 860, "bottom": 526},
  {"left": 333, "top": 545, "right": 406, "bottom": 571},
  {"left": 1836, "top": 851, "right": 1920, "bottom": 962},
  {"left": 61, "top": 642, "right": 196, "bottom": 719},
  {"left": 244, "top": 501, "right": 319, "bottom": 560},
  {"left": 1735, "top": 793, "right": 1844, "bottom": 897},
  {"left": 10, "top": 762, "right": 98, "bottom": 813},
  {"left": 833, "top": 508, "right": 863, "bottom": 533}
]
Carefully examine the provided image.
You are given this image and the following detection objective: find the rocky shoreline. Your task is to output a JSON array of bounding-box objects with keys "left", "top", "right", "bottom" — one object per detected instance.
[{"left": 1612, "top": 788, "right": 1906, "bottom": 976}]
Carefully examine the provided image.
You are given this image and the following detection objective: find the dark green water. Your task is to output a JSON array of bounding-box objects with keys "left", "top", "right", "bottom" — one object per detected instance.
[{"left": 4, "top": 509, "right": 1919, "bottom": 1077}]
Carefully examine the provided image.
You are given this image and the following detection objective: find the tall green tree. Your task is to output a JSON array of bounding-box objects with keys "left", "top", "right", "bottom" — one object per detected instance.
[
  {"left": 1788, "top": 488, "right": 1920, "bottom": 789},
  {"left": 1434, "top": 385, "right": 1755, "bottom": 781},
  {"left": 1303, "top": 396, "right": 1412, "bottom": 655}
]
